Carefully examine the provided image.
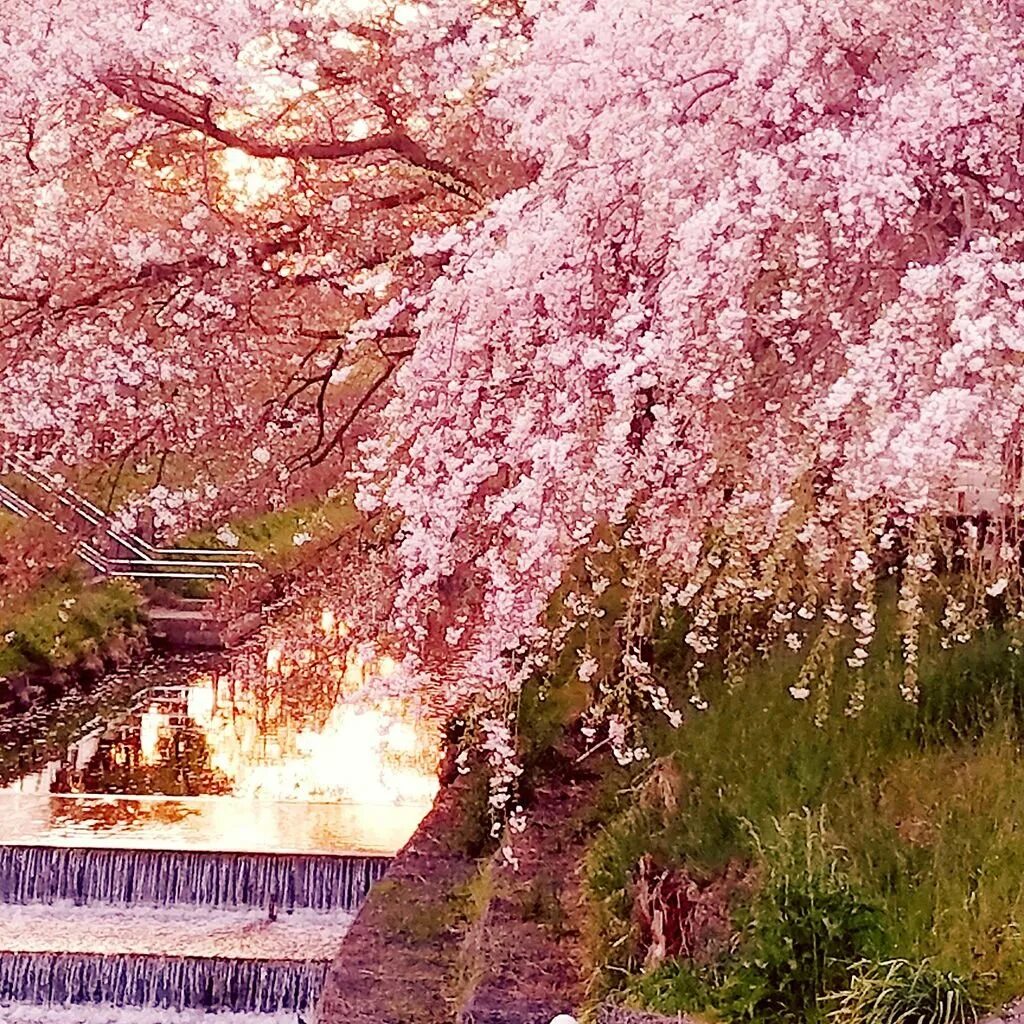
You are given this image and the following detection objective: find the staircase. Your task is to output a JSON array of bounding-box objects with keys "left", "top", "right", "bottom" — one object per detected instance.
[{"left": 1, "top": 454, "right": 263, "bottom": 648}]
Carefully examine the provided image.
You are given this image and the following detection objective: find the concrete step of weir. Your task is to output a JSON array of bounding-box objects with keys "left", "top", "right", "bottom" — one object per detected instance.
[
  {"left": 0, "top": 902, "right": 354, "bottom": 960},
  {"left": 145, "top": 602, "right": 263, "bottom": 650}
]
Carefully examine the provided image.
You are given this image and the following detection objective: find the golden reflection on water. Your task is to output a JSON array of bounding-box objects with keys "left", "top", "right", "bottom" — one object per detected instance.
[
  {"left": 1, "top": 643, "right": 442, "bottom": 855},
  {"left": 0, "top": 792, "right": 425, "bottom": 854},
  {"left": 140, "top": 648, "right": 440, "bottom": 805}
]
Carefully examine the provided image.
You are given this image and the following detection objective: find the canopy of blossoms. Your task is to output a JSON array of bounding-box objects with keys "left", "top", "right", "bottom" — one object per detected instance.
[
  {"left": 5, "top": 0, "right": 1024, "bottom": 768},
  {"left": 0, "top": 0, "right": 524, "bottom": 518},
  {"left": 359, "top": 0, "right": 1024, "bottom": 735}
]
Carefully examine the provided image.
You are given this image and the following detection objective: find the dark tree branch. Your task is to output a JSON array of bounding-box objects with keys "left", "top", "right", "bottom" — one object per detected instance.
[{"left": 100, "top": 72, "right": 480, "bottom": 200}]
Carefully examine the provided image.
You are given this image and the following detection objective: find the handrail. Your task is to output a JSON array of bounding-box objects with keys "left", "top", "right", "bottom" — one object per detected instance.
[
  {"left": 0, "top": 483, "right": 34, "bottom": 519},
  {"left": 0, "top": 459, "right": 260, "bottom": 583},
  {"left": 7, "top": 454, "right": 258, "bottom": 558},
  {"left": 2, "top": 487, "right": 232, "bottom": 581}
]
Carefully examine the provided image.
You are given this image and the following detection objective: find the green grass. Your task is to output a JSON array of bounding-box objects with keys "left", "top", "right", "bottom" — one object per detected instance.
[
  {"left": 171, "top": 495, "right": 358, "bottom": 597},
  {"left": 0, "top": 569, "right": 144, "bottom": 783},
  {"left": 0, "top": 571, "right": 140, "bottom": 679},
  {"left": 585, "top": 625, "right": 1024, "bottom": 1022},
  {"left": 180, "top": 495, "right": 356, "bottom": 556},
  {"left": 828, "top": 959, "right": 978, "bottom": 1024}
]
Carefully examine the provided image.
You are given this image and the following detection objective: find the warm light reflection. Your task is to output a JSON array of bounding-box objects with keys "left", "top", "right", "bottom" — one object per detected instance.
[
  {"left": 1, "top": 614, "right": 443, "bottom": 856},
  {"left": 320, "top": 608, "right": 336, "bottom": 636},
  {"left": 181, "top": 645, "right": 440, "bottom": 805},
  {"left": 0, "top": 792, "right": 427, "bottom": 856},
  {"left": 139, "top": 706, "right": 168, "bottom": 765},
  {"left": 318, "top": 608, "right": 351, "bottom": 639},
  {"left": 266, "top": 647, "right": 282, "bottom": 674},
  {"left": 187, "top": 680, "right": 215, "bottom": 727},
  {"left": 218, "top": 147, "right": 291, "bottom": 207}
]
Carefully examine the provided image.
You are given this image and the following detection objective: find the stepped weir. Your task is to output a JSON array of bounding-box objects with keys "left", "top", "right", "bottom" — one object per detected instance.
[
  {"left": 0, "top": 952, "right": 328, "bottom": 1014},
  {"left": 0, "top": 842, "right": 389, "bottom": 1017},
  {"left": 0, "top": 664, "right": 440, "bottom": 1020},
  {"left": 0, "top": 845, "right": 389, "bottom": 911}
]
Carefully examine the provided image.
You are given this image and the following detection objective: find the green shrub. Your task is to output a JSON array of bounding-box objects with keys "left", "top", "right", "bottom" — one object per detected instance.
[
  {"left": 449, "top": 769, "right": 496, "bottom": 858},
  {"left": 720, "top": 814, "right": 888, "bottom": 1023},
  {"left": 623, "top": 959, "right": 724, "bottom": 1018},
  {"left": 827, "top": 959, "right": 978, "bottom": 1024}
]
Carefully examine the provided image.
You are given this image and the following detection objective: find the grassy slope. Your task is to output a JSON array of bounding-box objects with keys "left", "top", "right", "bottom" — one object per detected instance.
[
  {"left": 171, "top": 495, "right": 358, "bottom": 598},
  {"left": 584, "top": 625, "right": 1024, "bottom": 1021},
  {"left": 0, "top": 572, "right": 140, "bottom": 680},
  {"left": 0, "top": 570, "right": 143, "bottom": 784},
  {"left": 0, "top": 490, "right": 356, "bottom": 679},
  {"left": 184, "top": 495, "right": 356, "bottom": 557}
]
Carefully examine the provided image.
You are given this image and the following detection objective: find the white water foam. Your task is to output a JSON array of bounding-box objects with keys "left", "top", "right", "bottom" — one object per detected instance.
[{"left": 0, "top": 902, "right": 354, "bottom": 960}]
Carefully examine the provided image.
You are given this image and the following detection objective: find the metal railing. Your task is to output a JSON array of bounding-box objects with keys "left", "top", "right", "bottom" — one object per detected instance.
[{"left": 1, "top": 455, "right": 260, "bottom": 583}]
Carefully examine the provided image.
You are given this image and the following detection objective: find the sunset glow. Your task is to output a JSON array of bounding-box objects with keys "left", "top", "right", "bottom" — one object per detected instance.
[{"left": 218, "top": 147, "right": 291, "bottom": 207}]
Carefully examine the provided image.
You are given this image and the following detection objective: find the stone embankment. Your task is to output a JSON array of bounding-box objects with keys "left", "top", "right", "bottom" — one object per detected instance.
[
  {"left": 146, "top": 595, "right": 262, "bottom": 649},
  {"left": 319, "top": 757, "right": 602, "bottom": 1024}
]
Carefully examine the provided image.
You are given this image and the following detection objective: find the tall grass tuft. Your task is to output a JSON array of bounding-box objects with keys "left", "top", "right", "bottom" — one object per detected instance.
[
  {"left": 827, "top": 959, "right": 978, "bottom": 1024},
  {"left": 720, "top": 813, "right": 888, "bottom": 1022},
  {"left": 583, "top": 622, "right": 1024, "bottom": 1019}
]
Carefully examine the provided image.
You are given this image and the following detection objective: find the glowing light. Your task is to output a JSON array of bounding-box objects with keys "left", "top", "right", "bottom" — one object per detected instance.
[
  {"left": 385, "top": 721, "right": 418, "bottom": 754},
  {"left": 343, "top": 655, "right": 365, "bottom": 690},
  {"left": 218, "top": 148, "right": 290, "bottom": 208},
  {"left": 181, "top": 672, "right": 441, "bottom": 806},
  {"left": 320, "top": 608, "right": 336, "bottom": 636},
  {"left": 266, "top": 647, "right": 282, "bottom": 674},
  {"left": 187, "top": 677, "right": 215, "bottom": 727},
  {"left": 139, "top": 706, "right": 168, "bottom": 765}
]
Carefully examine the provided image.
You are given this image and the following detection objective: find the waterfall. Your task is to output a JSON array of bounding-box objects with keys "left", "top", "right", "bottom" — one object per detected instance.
[
  {"left": 0, "top": 952, "right": 327, "bottom": 1013},
  {"left": 0, "top": 845, "right": 389, "bottom": 911}
]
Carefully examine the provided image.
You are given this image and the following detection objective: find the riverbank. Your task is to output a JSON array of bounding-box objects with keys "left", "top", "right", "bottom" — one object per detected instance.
[
  {"left": 319, "top": 749, "right": 600, "bottom": 1024},
  {"left": 316, "top": 620, "right": 1024, "bottom": 1024},
  {"left": 0, "top": 573, "right": 142, "bottom": 682},
  {"left": 581, "top": 627, "right": 1024, "bottom": 1023},
  {"left": 0, "top": 491, "right": 359, "bottom": 783},
  {"left": 0, "top": 573, "right": 149, "bottom": 785}
]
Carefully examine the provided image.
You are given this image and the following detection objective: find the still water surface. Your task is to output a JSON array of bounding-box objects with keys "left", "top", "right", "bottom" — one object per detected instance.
[
  {"left": 0, "top": 791, "right": 424, "bottom": 855},
  {"left": 0, "top": 902, "right": 353, "bottom": 959}
]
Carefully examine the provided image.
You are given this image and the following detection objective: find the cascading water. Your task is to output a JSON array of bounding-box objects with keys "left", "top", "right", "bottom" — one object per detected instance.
[
  {"left": 0, "top": 660, "right": 436, "bottom": 1021},
  {"left": 0, "top": 845, "right": 389, "bottom": 911},
  {"left": 0, "top": 952, "right": 328, "bottom": 1013},
  {"left": 0, "top": 847, "right": 383, "bottom": 1017}
]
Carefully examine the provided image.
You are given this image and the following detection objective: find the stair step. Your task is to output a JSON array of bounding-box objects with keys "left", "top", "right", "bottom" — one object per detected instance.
[{"left": 145, "top": 608, "right": 262, "bottom": 650}]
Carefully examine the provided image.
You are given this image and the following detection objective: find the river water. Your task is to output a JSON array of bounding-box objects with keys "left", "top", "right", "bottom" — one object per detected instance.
[{"left": 0, "top": 649, "right": 442, "bottom": 1020}]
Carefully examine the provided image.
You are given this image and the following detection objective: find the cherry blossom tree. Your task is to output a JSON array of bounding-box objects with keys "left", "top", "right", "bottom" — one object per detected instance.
[
  {"left": 7, "top": 0, "right": 1024, "bottom": 779},
  {"left": 0, "top": 0, "right": 525, "bottom": 524},
  {"left": 352, "top": 0, "right": 1024, "bottom": 759}
]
